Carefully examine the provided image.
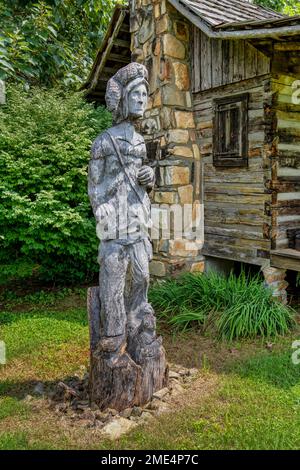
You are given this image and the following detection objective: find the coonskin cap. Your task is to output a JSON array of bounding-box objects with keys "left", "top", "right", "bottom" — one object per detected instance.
[{"left": 105, "top": 62, "right": 149, "bottom": 123}]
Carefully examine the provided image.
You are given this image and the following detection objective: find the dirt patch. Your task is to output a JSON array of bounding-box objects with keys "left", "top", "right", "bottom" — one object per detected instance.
[{"left": 162, "top": 329, "right": 288, "bottom": 372}]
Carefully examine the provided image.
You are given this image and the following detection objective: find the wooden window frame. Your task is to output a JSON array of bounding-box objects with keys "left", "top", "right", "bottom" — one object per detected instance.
[{"left": 213, "top": 93, "right": 249, "bottom": 168}]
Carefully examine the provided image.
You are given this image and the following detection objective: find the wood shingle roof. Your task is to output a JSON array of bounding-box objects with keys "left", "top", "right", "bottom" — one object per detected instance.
[
  {"left": 180, "top": 0, "right": 284, "bottom": 27},
  {"left": 82, "top": 1, "right": 300, "bottom": 103}
]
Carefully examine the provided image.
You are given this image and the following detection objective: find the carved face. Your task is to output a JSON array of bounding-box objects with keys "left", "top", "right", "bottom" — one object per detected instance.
[
  {"left": 142, "top": 313, "right": 156, "bottom": 333},
  {"left": 127, "top": 83, "right": 148, "bottom": 120}
]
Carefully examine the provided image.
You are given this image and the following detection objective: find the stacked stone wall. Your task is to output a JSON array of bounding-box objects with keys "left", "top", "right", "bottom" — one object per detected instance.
[{"left": 130, "top": 0, "right": 205, "bottom": 277}]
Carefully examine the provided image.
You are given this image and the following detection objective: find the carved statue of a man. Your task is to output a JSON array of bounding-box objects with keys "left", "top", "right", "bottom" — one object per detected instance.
[
  {"left": 88, "top": 63, "right": 168, "bottom": 410},
  {"left": 88, "top": 63, "right": 155, "bottom": 354}
]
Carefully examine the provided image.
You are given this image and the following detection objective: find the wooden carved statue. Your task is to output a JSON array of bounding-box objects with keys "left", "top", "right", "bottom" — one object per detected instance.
[{"left": 87, "top": 62, "right": 168, "bottom": 411}]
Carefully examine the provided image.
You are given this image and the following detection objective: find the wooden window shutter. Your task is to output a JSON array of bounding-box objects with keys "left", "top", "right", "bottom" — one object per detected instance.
[{"left": 213, "top": 93, "right": 249, "bottom": 167}]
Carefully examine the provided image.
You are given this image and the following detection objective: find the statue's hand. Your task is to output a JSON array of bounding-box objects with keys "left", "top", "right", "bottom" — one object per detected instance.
[
  {"left": 95, "top": 203, "right": 115, "bottom": 222},
  {"left": 137, "top": 166, "right": 154, "bottom": 187}
]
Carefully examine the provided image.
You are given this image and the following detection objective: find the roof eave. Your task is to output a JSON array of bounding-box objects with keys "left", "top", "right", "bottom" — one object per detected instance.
[
  {"left": 169, "top": 0, "right": 300, "bottom": 39},
  {"left": 216, "top": 14, "right": 300, "bottom": 31},
  {"left": 81, "top": 5, "right": 129, "bottom": 91}
]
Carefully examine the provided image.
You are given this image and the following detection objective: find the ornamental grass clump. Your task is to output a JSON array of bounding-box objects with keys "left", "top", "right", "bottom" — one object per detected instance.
[{"left": 149, "top": 270, "right": 296, "bottom": 340}]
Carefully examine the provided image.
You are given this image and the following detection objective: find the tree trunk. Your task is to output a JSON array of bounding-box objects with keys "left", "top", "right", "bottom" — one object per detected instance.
[{"left": 88, "top": 287, "right": 168, "bottom": 411}]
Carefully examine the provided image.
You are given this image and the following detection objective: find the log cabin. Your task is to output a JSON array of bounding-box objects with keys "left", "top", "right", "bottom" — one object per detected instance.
[{"left": 82, "top": 0, "right": 300, "bottom": 302}]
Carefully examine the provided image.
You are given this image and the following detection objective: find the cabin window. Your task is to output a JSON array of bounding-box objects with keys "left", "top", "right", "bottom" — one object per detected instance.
[{"left": 213, "top": 94, "right": 248, "bottom": 167}]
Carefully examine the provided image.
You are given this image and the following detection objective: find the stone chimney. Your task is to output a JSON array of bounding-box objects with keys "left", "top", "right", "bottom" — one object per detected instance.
[{"left": 130, "top": 0, "right": 205, "bottom": 277}]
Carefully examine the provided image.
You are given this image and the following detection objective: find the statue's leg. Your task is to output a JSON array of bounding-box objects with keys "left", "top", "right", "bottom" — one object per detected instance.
[
  {"left": 126, "top": 238, "right": 153, "bottom": 332},
  {"left": 89, "top": 241, "right": 142, "bottom": 410},
  {"left": 98, "top": 241, "right": 129, "bottom": 349},
  {"left": 126, "top": 238, "right": 169, "bottom": 402}
]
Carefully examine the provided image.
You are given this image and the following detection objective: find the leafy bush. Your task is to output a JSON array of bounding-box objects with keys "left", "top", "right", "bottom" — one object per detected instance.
[
  {"left": 0, "top": 84, "right": 111, "bottom": 283},
  {"left": 255, "top": 0, "right": 299, "bottom": 14},
  {"left": 0, "top": 0, "right": 116, "bottom": 87},
  {"left": 0, "top": 1, "right": 296, "bottom": 88},
  {"left": 149, "top": 270, "right": 296, "bottom": 340}
]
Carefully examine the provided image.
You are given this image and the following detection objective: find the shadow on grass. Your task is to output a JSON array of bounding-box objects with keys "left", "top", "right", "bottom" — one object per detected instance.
[
  {"left": 226, "top": 348, "right": 300, "bottom": 390},
  {"left": 0, "top": 308, "right": 88, "bottom": 327},
  {"left": 0, "top": 379, "right": 40, "bottom": 399},
  {"left": 0, "top": 374, "right": 84, "bottom": 401}
]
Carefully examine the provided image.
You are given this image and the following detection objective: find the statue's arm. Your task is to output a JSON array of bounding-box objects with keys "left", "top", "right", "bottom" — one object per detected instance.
[{"left": 88, "top": 136, "right": 113, "bottom": 220}]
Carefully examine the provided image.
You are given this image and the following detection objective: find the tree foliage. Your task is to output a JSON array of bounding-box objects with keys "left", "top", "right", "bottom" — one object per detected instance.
[
  {"left": 1, "top": 0, "right": 298, "bottom": 89},
  {"left": 255, "top": 0, "right": 300, "bottom": 14},
  {"left": 0, "top": 0, "right": 117, "bottom": 87},
  {"left": 0, "top": 84, "right": 111, "bottom": 282}
]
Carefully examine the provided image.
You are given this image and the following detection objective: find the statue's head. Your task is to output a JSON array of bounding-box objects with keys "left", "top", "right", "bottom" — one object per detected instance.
[{"left": 105, "top": 62, "right": 149, "bottom": 124}]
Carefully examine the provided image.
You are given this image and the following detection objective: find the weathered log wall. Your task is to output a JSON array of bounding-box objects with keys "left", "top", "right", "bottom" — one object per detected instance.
[
  {"left": 193, "top": 29, "right": 300, "bottom": 268},
  {"left": 271, "top": 74, "right": 300, "bottom": 251},
  {"left": 192, "top": 28, "right": 271, "bottom": 93},
  {"left": 193, "top": 75, "right": 273, "bottom": 265}
]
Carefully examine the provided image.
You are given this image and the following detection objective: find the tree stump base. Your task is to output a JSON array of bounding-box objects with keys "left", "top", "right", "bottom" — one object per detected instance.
[{"left": 87, "top": 287, "right": 169, "bottom": 411}]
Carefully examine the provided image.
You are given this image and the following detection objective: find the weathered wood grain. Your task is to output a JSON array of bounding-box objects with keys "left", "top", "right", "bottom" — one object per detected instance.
[
  {"left": 88, "top": 287, "right": 168, "bottom": 411},
  {"left": 193, "top": 30, "right": 270, "bottom": 93},
  {"left": 271, "top": 250, "right": 300, "bottom": 272},
  {"left": 193, "top": 74, "right": 273, "bottom": 264},
  {"left": 270, "top": 74, "right": 300, "bottom": 253}
]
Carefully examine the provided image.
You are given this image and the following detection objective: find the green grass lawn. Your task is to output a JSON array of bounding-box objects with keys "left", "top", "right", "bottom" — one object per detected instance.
[{"left": 0, "top": 289, "right": 300, "bottom": 450}]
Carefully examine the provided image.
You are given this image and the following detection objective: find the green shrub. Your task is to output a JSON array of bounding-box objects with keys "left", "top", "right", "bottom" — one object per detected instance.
[
  {"left": 0, "top": 0, "right": 116, "bottom": 88},
  {"left": 0, "top": 84, "right": 111, "bottom": 283},
  {"left": 149, "top": 270, "right": 296, "bottom": 340}
]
